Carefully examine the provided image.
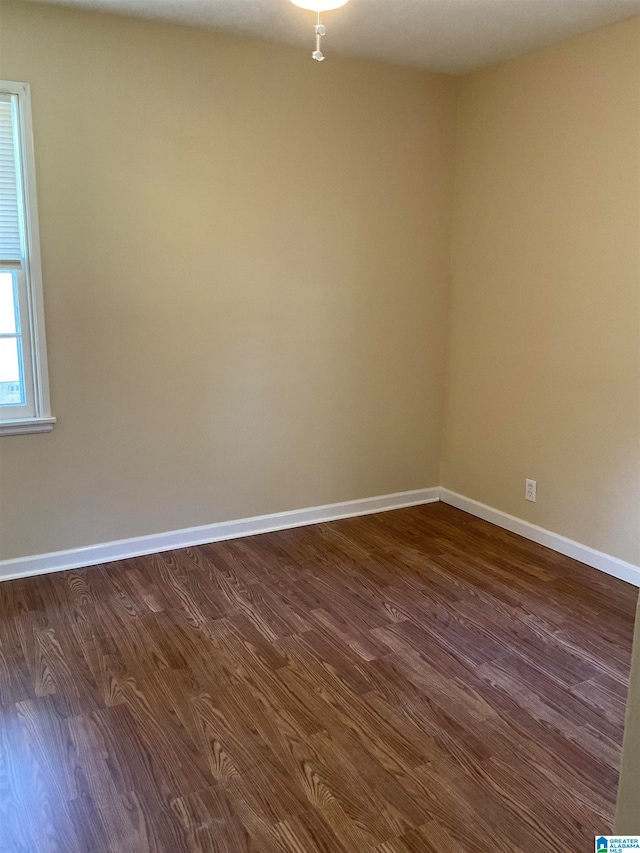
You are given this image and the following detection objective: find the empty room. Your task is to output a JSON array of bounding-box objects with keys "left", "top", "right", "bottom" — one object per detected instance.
[{"left": 0, "top": 0, "right": 639, "bottom": 850}]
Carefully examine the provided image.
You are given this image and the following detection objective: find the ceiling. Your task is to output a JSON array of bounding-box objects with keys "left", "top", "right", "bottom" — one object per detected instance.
[{"left": 23, "top": 0, "right": 640, "bottom": 73}]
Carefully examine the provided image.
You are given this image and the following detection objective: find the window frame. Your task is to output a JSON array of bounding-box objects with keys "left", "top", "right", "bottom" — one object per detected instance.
[{"left": 0, "top": 80, "right": 54, "bottom": 436}]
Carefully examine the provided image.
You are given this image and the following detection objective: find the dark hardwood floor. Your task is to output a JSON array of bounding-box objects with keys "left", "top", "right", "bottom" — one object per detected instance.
[{"left": 0, "top": 503, "right": 637, "bottom": 852}]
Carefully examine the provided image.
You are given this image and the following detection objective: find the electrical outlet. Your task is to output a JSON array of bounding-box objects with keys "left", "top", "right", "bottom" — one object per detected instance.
[{"left": 525, "top": 479, "right": 537, "bottom": 502}]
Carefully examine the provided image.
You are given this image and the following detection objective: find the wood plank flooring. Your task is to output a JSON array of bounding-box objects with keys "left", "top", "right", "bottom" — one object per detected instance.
[{"left": 0, "top": 503, "right": 637, "bottom": 852}]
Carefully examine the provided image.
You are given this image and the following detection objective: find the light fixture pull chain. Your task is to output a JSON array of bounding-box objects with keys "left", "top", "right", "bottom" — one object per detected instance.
[{"left": 313, "top": 10, "right": 326, "bottom": 61}]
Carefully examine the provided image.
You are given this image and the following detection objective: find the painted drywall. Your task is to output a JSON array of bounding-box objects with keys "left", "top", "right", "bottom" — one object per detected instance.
[
  {"left": 616, "top": 595, "right": 640, "bottom": 832},
  {"left": 0, "top": 2, "right": 457, "bottom": 559},
  {"left": 442, "top": 17, "right": 640, "bottom": 566},
  {"left": 2, "top": 5, "right": 639, "bottom": 569}
]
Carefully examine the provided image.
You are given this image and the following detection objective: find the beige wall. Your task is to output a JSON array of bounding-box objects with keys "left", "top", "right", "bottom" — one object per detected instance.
[
  {"left": 442, "top": 18, "right": 640, "bottom": 566},
  {"left": 1, "top": 6, "right": 639, "bottom": 568},
  {"left": 0, "top": 2, "right": 457, "bottom": 559},
  {"left": 616, "top": 596, "right": 640, "bottom": 832}
]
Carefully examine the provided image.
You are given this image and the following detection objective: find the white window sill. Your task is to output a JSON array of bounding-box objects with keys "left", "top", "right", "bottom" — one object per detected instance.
[{"left": 0, "top": 416, "right": 56, "bottom": 435}]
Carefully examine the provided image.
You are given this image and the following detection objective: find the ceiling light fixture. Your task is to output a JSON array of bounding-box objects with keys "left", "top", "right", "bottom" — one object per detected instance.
[{"left": 289, "top": 0, "right": 350, "bottom": 62}]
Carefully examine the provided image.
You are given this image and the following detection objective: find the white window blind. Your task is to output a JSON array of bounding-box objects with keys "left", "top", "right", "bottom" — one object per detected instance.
[{"left": 0, "top": 94, "right": 22, "bottom": 261}]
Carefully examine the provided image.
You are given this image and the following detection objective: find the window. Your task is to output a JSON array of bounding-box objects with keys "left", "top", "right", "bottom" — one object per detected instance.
[{"left": 0, "top": 81, "right": 53, "bottom": 435}]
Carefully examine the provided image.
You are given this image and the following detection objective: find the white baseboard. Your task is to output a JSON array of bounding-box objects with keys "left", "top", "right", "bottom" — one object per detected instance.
[
  {"left": 440, "top": 488, "right": 640, "bottom": 588},
  {"left": 0, "top": 488, "right": 440, "bottom": 583},
  {"left": 2, "top": 486, "right": 638, "bottom": 589}
]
